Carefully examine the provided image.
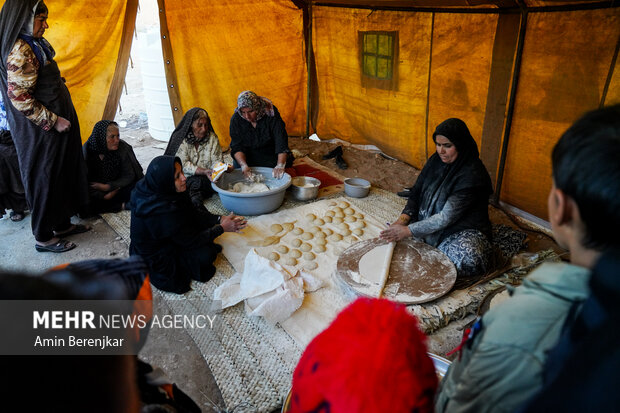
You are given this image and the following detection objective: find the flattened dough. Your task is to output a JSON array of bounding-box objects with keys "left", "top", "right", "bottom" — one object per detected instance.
[
  {"left": 358, "top": 242, "right": 396, "bottom": 296},
  {"left": 270, "top": 224, "right": 283, "bottom": 234},
  {"left": 276, "top": 245, "right": 289, "bottom": 254},
  {"left": 285, "top": 257, "right": 298, "bottom": 266},
  {"left": 291, "top": 238, "right": 302, "bottom": 248},
  {"left": 293, "top": 228, "right": 304, "bottom": 235},
  {"left": 290, "top": 249, "right": 302, "bottom": 258},
  {"left": 303, "top": 261, "right": 318, "bottom": 271},
  {"left": 302, "top": 232, "right": 314, "bottom": 240},
  {"left": 305, "top": 213, "right": 316, "bottom": 223},
  {"left": 303, "top": 252, "right": 316, "bottom": 261},
  {"left": 268, "top": 252, "right": 280, "bottom": 261},
  {"left": 300, "top": 243, "right": 312, "bottom": 252}
]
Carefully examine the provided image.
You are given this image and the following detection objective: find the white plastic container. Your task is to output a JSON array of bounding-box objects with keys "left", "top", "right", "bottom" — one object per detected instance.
[{"left": 138, "top": 28, "right": 175, "bottom": 142}]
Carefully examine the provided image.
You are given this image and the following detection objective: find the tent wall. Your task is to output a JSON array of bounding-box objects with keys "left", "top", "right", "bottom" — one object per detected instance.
[
  {"left": 160, "top": 0, "right": 307, "bottom": 148},
  {"left": 0, "top": 0, "right": 136, "bottom": 143}
]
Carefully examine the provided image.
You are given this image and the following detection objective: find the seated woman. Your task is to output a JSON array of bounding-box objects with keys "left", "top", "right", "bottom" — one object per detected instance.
[
  {"left": 164, "top": 107, "right": 230, "bottom": 210},
  {"left": 129, "top": 155, "right": 246, "bottom": 294},
  {"left": 82, "top": 120, "right": 143, "bottom": 214},
  {"left": 230, "top": 90, "right": 293, "bottom": 179},
  {"left": 0, "top": 130, "right": 27, "bottom": 221},
  {"left": 380, "top": 118, "right": 493, "bottom": 278}
]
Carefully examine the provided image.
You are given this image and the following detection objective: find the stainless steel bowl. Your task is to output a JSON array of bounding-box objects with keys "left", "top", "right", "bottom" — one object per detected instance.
[{"left": 290, "top": 176, "right": 321, "bottom": 201}]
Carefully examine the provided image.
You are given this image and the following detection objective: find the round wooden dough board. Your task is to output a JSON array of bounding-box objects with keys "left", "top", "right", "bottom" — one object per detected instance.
[{"left": 335, "top": 238, "right": 457, "bottom": 304}]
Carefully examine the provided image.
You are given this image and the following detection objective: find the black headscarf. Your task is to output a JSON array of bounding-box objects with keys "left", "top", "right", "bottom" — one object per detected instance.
[
  {"left": 85, "top": 120, "right": 121, "bottom": 183},
  {"left": 164, "top": 107, "right": 214, "bottom": 156},
  {"left": 131, "top": 155, "right": 182, "bottom": 217},
  {"left": 418, "top": 119, "right": 492, "bottom": 216}
]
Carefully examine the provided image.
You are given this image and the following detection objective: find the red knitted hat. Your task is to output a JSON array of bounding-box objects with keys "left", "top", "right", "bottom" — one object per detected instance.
[{"left": 289, "top": 298, "right": 438, "bottom": 413}]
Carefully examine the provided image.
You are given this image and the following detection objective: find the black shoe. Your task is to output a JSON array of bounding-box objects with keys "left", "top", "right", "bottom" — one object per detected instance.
[
  {"left": 397, "top": 189, "right": 411, "bottom": 198},
  {"left": 323, "top": 145, "right": 343, "bottom": 160},
  {"left": 335, "top": 154, "right": 348, "bottom": 170}
]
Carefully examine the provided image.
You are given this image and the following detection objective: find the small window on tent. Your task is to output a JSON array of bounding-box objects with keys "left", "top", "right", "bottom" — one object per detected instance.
[{"left": 359, "top": 31, "right": 398, "bottom": 90}]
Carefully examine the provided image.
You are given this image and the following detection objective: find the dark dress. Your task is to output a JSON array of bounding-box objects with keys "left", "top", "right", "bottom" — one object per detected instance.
[
  {"left": 129, "top": 156, "right": 224, "bottom": 294},
  {"left": 0, "top": 0, "right": 88, "bottom": 241},
  {"left": 229, "top": 105, "right": 291, "bottom": 168},
  {"left": 83, "top": 121, "right": 143, "bottom": 214},
  {"left": 0, "top": 130, "right": 27, "bottom": 214}
]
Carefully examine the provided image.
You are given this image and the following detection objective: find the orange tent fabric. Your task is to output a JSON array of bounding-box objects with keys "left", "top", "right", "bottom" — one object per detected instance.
[
  {"left": 162, "top": 0, "right": 307, "bottom": 149},
  {"left": 0, "top": 0, "right": 133, "bottom": 142}
]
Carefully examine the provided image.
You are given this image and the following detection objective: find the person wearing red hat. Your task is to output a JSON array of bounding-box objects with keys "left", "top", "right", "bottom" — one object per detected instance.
[{"left": 288, "top": 297, "right": 438, "bottom": 413}]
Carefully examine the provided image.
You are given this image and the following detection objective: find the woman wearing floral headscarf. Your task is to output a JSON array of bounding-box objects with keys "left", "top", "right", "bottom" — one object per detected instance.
[
  {"left": 83, "top": 120, "right": 143, "bottom": 214},
  {"left": 229, "top": 91, "right": 293, "bottom": 179},
  {"left": 0, "top": 0, "right": 89, "bottom": 253}
]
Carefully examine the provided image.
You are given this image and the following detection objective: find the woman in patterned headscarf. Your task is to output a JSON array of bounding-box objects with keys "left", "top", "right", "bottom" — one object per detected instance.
[
  {"left": 229, "top": 91, "right": 293, "bottom": 179},
  {"left": 164, "top": 107, "right": 229, "bottom": 210},
  {"left": 83, "top": 120, "right": 143, "bottom": 214},
  {"left": 0, "top": 0, "right": 89, "bottom": 252},
  {"left": 381, "top": 118, "right": 493, "bottom": 279}
]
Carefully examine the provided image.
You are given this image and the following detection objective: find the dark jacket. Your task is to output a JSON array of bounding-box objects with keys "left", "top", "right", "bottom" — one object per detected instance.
[
  {"left": 229, "top": 105, "right": 289, "bottom": 167},
  {"left": 129, "top": 156, "right": 223, "bottom": 294}
]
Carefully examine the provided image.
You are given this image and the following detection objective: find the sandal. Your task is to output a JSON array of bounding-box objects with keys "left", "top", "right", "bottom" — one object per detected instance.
[
  {"left": 53, "top": 224, "right": 91, "bottom": 237},
  {"left": 35, "top": 239, "right": 76, "bottom": 253},
  {"left": 9, "top": 211, "right": 25, "bottom": 222}
]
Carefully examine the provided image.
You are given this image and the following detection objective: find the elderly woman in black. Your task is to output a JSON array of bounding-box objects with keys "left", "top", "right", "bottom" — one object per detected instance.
[
  {"left": 130, "top": 155, "right": 246, "bottom": 294},
  {"left": 230, "top": 90, "right": 293, "bottom": 179},
  {"left": 380, "top": 118, "right": 493, "bottom": 278},
  {"left": 83, "top": 120, "right": 143, "bottom": 214},
  {"left": 164, "top": 107, "right": 230, "bottom": 210}
]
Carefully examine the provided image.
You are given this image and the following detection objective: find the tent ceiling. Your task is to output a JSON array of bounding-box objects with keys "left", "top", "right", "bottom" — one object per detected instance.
[{"left": 309, "top": 0, "right": 614, "bottom": 10}]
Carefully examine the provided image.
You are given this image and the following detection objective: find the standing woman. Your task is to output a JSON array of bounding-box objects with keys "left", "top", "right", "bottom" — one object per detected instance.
[
  {"left": 230, "top": 90, "right": 293, "bottom": 179},
  {"left": 165, "top": 107, "right": 230, "bottom": 210},
  {"left": 0, "top": 0, "right": 89, "bottom": 252},
  {"left": 381, "top": 118, "right": 493, "bottom": 278}
]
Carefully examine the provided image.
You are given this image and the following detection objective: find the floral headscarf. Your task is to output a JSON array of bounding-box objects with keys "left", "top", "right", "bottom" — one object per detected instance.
[{"left": 235, "top": 90, "right": 275, "bottom": 122}]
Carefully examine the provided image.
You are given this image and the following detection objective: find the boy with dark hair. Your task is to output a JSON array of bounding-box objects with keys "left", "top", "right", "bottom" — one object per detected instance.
[{"left": 435, "top": 104, "right": 620, "bottom": 413}]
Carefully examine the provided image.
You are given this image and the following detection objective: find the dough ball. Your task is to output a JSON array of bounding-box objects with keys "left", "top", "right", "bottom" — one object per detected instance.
[
  {"left": 301, "top": 243, "right": 312, "bottom": 252},
  {"left": 343, "top": 235, "right": 358, "bottom": 243},
  {"left": 334, "top": 211, "right": 345, "bottom": 218},
  {"left": 333, "top": 207, "right": 343, "bottom": 213},
  {"left": 344, "top": 215, "right": 356, "bottom": 223},
  {"left": 323, "top": 216, "right": 333, "bottom": 223},
  {"left": 344, "top": 207, "right": 355, "bottom": 215},
  {"left": 337, "top": 222, "right": 349, "bottom": 230},
  {"left": 329, "top": 233, "right": 343, "bottom": 242},
  {"left": 325, "top": 210, "right": 335, "bottom": 217},
  {"left": 291, "top": 238, "right": 302, "bottom": 248},
  {"left": 283, "top": 222, "right": 295, "bottom": 231},
  {"left": 314, "top": 218, "right": 325, "bottom": 226},
  {"left": 314, "top": 231, "right": 326, "bottom": 239},
  {"left": 270, "top": 224, "right": 283, "bottom": 234},
  {"left": 313, "top": 244, "right": 326, "bottom": 253},
  {"left": 305, "top": 213, "right": 316, "bottom": 223},
  {"left": 353, "top": 212, "right": 364, "bottom": 219},
  {"left": 353, "top": 228, "right": 364, "bottom": 236},
  {"left": 323, "top": 228, "right": 334, "bottom": 236},
  {"left": 276, "top": 245, "right": 289, "bottom": 254},
  {"left": 303, "top": 251, "right": 316, "bottom": 261},
  {"left": 262, "top": 236, "right": 279, "bottom": 246},
  {"left": 333, "top": 217, "right": 344, "bottom": 224},
  {"left": 314, "top": 237, "right": 327, "bottom": 246},
  {"left": 290, "top": 249, "right": 302, "bottom": 258},
  {"left": 341, "top": 229, "right": 352, "bottom": 236},
  {"left": 303, "top": 261, "right": 318, "bottom": 271},
  {"left": 268, "top": 252, "right": 280, "bottom": 261},
  {"left": 352, "top": 220, "right": 366, "bottom": 229},
  {"left": 338, "top": 201, "right": 350, "bottom": 208},
  {"left": 329, "top": 201, "right": 337, "bottom": 207},
  {"left": 293, "top": 228, "right": 304, "bottom": 235},
  {"left": 309, "top": 225, "right": 321, "bottom": 233},
  {"left": 285, "top": 257, "right": 298, "bottom": 266},
  {"left": 302, "top": 232, "right": 314, "bottom": 240}
]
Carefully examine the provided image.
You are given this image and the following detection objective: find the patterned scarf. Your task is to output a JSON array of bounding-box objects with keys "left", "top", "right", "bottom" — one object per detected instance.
[
  {"left": 86, "top": 120, "right": 121, "bottom": 183},
  {"left": 235, "top": 90, "right": 275, "bottom": 122}
]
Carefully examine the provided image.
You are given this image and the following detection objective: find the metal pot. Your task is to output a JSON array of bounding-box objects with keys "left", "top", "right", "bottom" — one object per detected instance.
[{"left": 290, "top": 176, "right": 321, "bottom": 201}]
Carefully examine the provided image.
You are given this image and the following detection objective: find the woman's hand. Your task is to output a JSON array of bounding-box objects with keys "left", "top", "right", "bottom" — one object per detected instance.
[
  {"left": 240, "top": 163, "right": 252, "bottom": 178},
  {"left": 90, "top": 182, "right": 112, "bottom": 192},
  {"left": 272, "top": 163, "right": 286, "bottom": 179},
  {"left": 379, "top": 223, "right": 411, "bottom": 242},
  {"left": 103, "top": 188, "right": 119, "bottom": 200},
  {"left": 220, "top": 213, "right": 247, "bottom": 232},
  {"left": 195, "top": 166, "right": 209, "bottom": 176},
  {"left": 54, "top": 116, "right": 71, "bottom": 133}
]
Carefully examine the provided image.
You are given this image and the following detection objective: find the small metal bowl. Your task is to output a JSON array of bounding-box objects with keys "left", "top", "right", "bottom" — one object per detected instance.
[
  {"left": 344, "top": 177, "right": 371, "bottom": 198},
  {"left": 291, "top": 176, "right": 321, "bottom": 201}
]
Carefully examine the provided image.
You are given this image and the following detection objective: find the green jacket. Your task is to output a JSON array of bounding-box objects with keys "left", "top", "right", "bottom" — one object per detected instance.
[{"left": 435, "top": 262, "right": 590, "bottom": 413}]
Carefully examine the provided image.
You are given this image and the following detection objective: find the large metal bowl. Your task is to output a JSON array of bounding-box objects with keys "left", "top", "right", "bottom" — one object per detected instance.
[
  {"left": 211, "top": 167, "right": 291, "bottom": 216},
  {"left": 344, "top": 177, "right": 371, "bottom": 198},
  {"left": 290, "top": 176, "right": 321, "bottom": 201}
]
